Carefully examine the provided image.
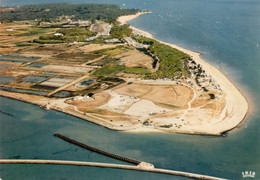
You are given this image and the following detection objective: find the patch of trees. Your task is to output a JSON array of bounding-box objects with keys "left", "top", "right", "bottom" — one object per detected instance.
[
  {"left": 0, "top": 4, "right": 139, "bottom": 22},
  {"left": 110, "top": 23, "right": 132, "bottom": 39},
  {"left": 208, "top": 93, "right": 215, "bottom": 99},
  {"left": 133, "top": 36, "right": 190, "bottom": 79}
]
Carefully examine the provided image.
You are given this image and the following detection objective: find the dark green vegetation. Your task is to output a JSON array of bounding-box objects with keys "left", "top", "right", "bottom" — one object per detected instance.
[
  {"left": 110, "top": 23, "right": 132, "bottom": 39},
  {"left": 133, "top": 36, "right": 190, "bottom": 79},
  {"left": 0, "top": 4, "right": 139, "bottom": 22},
  {"left": 93, "top": 65, "right": 150, "bottom": 76},
  {"left": 209, "top": 93, "right": 215, "bottom": 99},
  {"left": 159, "top": 124, "right": 173, "bottom": 128}
]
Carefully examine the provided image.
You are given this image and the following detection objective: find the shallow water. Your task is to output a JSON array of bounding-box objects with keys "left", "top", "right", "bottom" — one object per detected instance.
[
  {"left": 0, "top": 76, "right": 15, "bottom": 84},
  {"left": 26, "top": 63, "right": 47, "bottom": 68},
  {"left": 1, "top": 0, "right": 260, "bottom": 179},
  {"left": 0, "top": 55, "right": 39, "bottom": 62},
  {"left": 0, "top": 64, "right": 15, "bottom": 71},
  {"left": 0, "top": 87, "right": 48, "bottom": 96},
  {"left": 21, "top": 76, "right": 48, "bottom": 83}
]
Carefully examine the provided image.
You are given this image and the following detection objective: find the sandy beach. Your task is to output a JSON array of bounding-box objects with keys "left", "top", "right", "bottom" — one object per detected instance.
[
  {"left": 118, "top": 12, "right": 153, "bottom": 38},
  {"left": 117, "top": 12, "right": 249, "bottom": 135},
  {"left": 0, "top": 12, "right": 248, "bottom": 136}
]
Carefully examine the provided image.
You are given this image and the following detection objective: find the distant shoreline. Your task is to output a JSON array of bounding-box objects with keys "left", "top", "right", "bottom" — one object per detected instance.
[{"left": 117, "top": 12, "right": 249, "bottom": 135}]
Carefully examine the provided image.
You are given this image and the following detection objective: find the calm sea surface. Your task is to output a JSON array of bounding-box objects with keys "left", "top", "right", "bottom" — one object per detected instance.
[{"left": 1, "top": 0, "right": 259, "bottom": 179}]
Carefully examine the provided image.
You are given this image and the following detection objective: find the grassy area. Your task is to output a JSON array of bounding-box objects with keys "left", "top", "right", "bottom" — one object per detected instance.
[
  {"left": 0, "top": 31, "right": 21, "bottom": 35},
  {"left": 103, "top": 47, "right": 127, "bottom": 56},
  {"left": 91, "top": 45, "right": 150, "bottom": 76},
  {"left": 91, "top": 46, "right": 129, "bottom": 56},
  {"left": 124, "top": 67, "right": 150, "bottom": 74},
  {"left": 93, "top": 64, "right": 150, "bottom": 76},
  {"left": 16, "top": 28, "right": 30, "bottom": 31},
  {"left": 33, "top": 39, "right": 65, "bottom": 44},
  {"left": 58, "top": 27, "right": 95, "bottom": 37},
  {"left": 35, "top": 27, "right": 96, "bottom": 43},
  {"left": 17, "top": 27, "right": 57, "bottom": 37},
  {"left": 90, "top": 37, "right": 111, "bottom": 44},
  {"left": 15, "top": 42, "right": 37, "bottom": 47}
]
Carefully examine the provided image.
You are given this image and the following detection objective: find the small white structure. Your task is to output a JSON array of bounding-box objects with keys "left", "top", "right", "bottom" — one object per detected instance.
[
  {"left": 54, "top": 33, "right": 64, "bottom": 36},
  {"left": 69, "top": 20, "right": 91, "bottom": 26},
  {"left": 104, "top": 38, "right": 121, "bottom": 43},
  {"left": 137, "top": 162, "right": 154, "bottom": 169}
]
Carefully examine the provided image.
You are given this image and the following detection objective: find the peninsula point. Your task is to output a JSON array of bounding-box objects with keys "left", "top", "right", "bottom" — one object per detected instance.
[{"left": 0, "top": 5, "right": 248, "bottom": 136}]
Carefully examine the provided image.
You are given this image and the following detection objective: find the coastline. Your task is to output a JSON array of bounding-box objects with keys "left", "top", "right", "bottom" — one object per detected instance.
[
  {"left": 117, "top": 12, "right": 249, "bottom": 135},
  {"left": 0, "top": 12, "right": 248, "bottom": 136},
  {"left": 118, "top": 12, "right": 153, "bottom": 38}
]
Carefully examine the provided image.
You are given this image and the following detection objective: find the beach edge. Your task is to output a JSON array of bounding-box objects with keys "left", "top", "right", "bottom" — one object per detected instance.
[{"left": 118, "top": 12, "right": 249, "bottom": 135}]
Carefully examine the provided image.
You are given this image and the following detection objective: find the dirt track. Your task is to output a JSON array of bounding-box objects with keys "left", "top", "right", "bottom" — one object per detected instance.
[{"left": 114, "top": 83, "right": 193, "bottom": 108}]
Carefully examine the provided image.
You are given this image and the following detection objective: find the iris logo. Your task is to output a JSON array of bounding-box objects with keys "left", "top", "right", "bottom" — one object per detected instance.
[{"left": 242, "top": 171, "right": 256, "bottom": 178}]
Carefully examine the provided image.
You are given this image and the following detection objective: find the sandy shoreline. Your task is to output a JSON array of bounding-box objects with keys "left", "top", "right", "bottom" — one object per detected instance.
[
  {"left": 118, "top": 12, "right": 153, "bottom": 38},
  {"left": 117, "top": 12, "right": 249, "bottom": 135},
  {"left": 0, "top": 12, "right": 248, "bottom": 136}
]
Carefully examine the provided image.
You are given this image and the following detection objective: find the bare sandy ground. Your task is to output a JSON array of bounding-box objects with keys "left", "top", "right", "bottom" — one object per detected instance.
[
  {"left": 41, "top": 65, "right": 93, "bottom": 73},
  {"left": 79, "top": 44, "right": 122, "bottom": 53},
  {"left": 115, "top": 49, "right": 154, "bottom": 70},
  {"left": 117, "top": 12, "right": 249, "bottom": 135},
  {"left": 114, "top": 82, "right": 193, "bottom": 108}
]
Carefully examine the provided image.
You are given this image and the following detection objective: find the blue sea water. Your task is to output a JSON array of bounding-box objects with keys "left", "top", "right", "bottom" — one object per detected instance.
[{"left": 0, "top": 0, "right": 260, "bottom": 179}]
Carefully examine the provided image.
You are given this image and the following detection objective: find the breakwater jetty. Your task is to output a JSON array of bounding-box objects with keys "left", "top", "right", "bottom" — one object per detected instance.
[
  {"left": 0, "top": 159, "right": 227, "bottom": 180},
  {"left": 53, "top": 132, "right": 141, "bottom": 165}
]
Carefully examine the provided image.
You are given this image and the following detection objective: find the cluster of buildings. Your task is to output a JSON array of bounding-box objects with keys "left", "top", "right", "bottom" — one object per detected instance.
[
  {"left": 122, "top": 37, "right": 150, "bottom": 49},
  {"left": 186, "top": 59, "right": 223, "bottom": 99}
]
